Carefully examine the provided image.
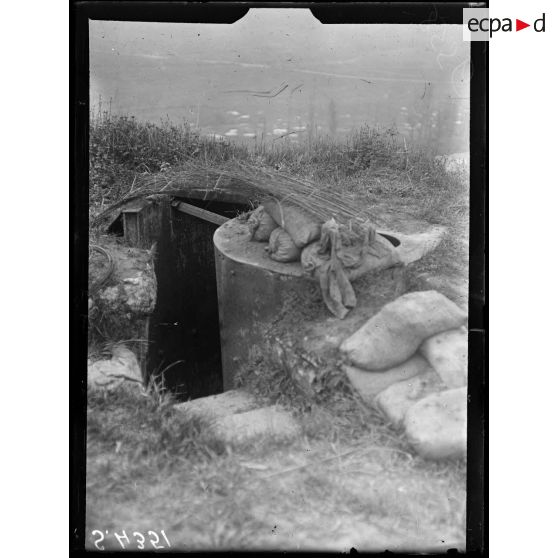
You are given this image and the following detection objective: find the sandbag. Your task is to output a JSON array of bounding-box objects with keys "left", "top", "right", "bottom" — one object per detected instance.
[
  {"left": 374, "top": 369, "right": 444, "bottom": 427},
  {"left": 344, "top": 354, "right": 430, "bottom": 405},
  {"left": 263, "top": 199, "right": 321, "bottom": 248},
  {"left": 420, "top": 327, "right": 468, "bottom": 388},
  {"left": 267, "top": 227, "right": 301, "bottom": 263},
  {"left": 247, "top": 205, "right": 278, "bottom": 242},
  {"left": 300, "top": 220, "right": 357, "bottom": 319},
  {"left": 340, "top": 290, "right": 467, "bottom": 371},
  {"left": 301, "top": 221, "right": 398, "bottom": 277},
  {"left": 403, "top": 387, "right": 467, "bottom": 460},
  {"left": 301, "top": 219, "right": 404, "bottom": 319},
  {"left": 345, "top": 234, "right": 402, "bottom": 281}
]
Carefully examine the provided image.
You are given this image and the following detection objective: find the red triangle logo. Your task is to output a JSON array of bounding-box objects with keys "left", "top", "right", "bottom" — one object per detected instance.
[{"left": 516, "top": 19, "right": 530, "bottom": 31}]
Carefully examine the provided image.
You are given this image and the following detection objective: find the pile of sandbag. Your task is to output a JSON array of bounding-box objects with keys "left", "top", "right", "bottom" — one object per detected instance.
[
  {"left": 247, "top": 202, "right": 321, "bottom": 254},
  {"left": 247, "top": 202, "right": 402, "bottom": 319},
  {"left": 340, "top": 290, "right": 468, "bottom": 460}
]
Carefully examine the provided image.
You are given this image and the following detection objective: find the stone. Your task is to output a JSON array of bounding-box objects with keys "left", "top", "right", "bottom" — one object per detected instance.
[
  {"left": 98, "top": 272, "right": 156, "bottom": 314},
  {"left": 403, "top": 387, "right": 467, "bottom": 460},
  {"left": 173, "top": 389, "right": 259, "bottom": 421},
  {"left": 89, "top": 239, "right": 157, "bottom": 370},
  {"left": 343, "top": 354, "right": 430, "bottom": 405},
  {"left": 340, "top": 290, "right": 467, "bottom": 371},
  {"left": 174, "top": 391, "right": 301, "bottom": 448},
  {"left": 88, "top": 345, "right": 143, "bottom": 392},
  {"left": 210, "top": 405, "right": 301, "bottom": 447},
  {"left": 374, "top": 370, "right": 444, "bottom": 427},
  {"left": 420, "top": 327, "right": 468, "bottom": 388}
]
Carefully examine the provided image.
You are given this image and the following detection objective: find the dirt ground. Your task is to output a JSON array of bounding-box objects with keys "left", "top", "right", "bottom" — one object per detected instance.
[{"left": 86, "top": 392, "right": 466, "bottom": 552}]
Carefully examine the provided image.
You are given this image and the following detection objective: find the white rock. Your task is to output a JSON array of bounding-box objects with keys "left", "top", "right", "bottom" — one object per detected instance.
[
  {"left": 374, "top": 370, "right": 444, "bottom": 427},
  {"left": 210, "top": 405, "right": 301, "bottom": 447},
  {"left": 88, "top": 346, "right": 143, "bottom": 392},
  {"left": 344, "top": 354, "right": 430, "bottom": 405},
  {"left": 174, "top": 389, "right": 259, "bottom": 421},
  {"left": 174, "top": 390, "right": 300, "bottom": 447},
  {"left": 403, "top": 387, "right": 467, "bottom": 460},
  {"left": 420, "top": 327, "right": 468, "bottom": 388}
]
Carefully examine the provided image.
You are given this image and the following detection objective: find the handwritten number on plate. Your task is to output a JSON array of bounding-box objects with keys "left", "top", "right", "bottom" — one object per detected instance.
[
  {"left": 160, "top": 530, "right": 171, "bottom": 547},
  {"left": 114, "top": 530, "right": 130, "bottom": 549},
  {"left": 133, "top": 531, "right": 145, "bottom": 550},
  {"left": 91, "top": 530, "right": 105, "bottom": 551},
  {"left": 148, "top": 531, "right": 165, "bottom": 549}
]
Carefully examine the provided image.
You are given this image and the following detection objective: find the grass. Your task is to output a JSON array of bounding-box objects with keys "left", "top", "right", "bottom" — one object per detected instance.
[
  {"left": 89, "top": 113, "right": 466, "bottom": 228},
  {"left": 86, "top": 114, "right": 469, "bottom": 551},
  {"left": 86, "top": 385, "right": 466, "bottom": 551}
]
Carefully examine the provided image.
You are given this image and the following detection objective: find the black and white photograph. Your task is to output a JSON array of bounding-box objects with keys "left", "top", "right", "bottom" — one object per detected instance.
[{"left": 80, "top": 4, "right": 483, "bottom": 552}]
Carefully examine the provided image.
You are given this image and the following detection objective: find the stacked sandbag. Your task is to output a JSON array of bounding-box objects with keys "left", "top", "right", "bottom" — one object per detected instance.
[
  {"left": 374, "top": 369, "right": 444, "bottom": 427},
  {"left": 247, "top": 202, "right": 321, "bottom": 266},
  {"left": 339, "top": 290, "right": 468, "bottom": 460},
  {"left": 247, "top": 205, "right": 405, "bottom": 320},
  {"left": 267, "top": 228, "right": 302, "bottom": 263},
  {"left": 247, "top": 206, "right": 279, "bottom": 242},
  {"left": 340, "top": 290, "right": 467, "bottom": 370},
  {"left": 403, "top": 387, "right": 467, "bottom": 460},
  {"left": 263, "top": 199, "right": 321, "bottom": 248},
  {"left": 419, "top": 326, "right": 468, "bottom": 388},
  {"left": 344, "top": 354, "right": 430, "bottom": 403},
  {"left": 300, "top": 228, "right": 398, "bottom": 278}
]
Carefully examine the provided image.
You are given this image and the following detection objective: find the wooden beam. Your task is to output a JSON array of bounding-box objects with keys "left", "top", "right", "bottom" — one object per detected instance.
[{"left": 171, "top": 200, "right": 229, "bottom": 226}]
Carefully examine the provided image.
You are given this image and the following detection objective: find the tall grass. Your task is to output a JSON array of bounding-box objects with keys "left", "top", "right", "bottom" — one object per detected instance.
[{"left": 89, "top": 113, "right": 467, "bottom": 228}]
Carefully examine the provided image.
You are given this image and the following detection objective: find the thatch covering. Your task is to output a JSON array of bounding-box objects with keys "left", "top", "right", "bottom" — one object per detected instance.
[{"left": 91, "top": 161, "right": 378, "bottom": 236}]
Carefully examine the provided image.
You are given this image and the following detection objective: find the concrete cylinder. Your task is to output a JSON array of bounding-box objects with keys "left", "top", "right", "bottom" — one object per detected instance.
[{"left": 214, "top": 219, "right": 315, "bottom": 390}]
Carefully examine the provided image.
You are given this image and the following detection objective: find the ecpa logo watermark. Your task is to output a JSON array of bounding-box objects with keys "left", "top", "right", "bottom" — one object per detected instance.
[{"left": 463, "top": 8, "right": 546, "bottom": 41}]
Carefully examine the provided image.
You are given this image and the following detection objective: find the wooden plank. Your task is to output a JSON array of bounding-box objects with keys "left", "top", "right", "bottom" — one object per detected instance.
[
  {"left": 171, "top": 200, "right": 228, "bottom": 226},
  {"left": 121, "top": 201, "right": 163, "bottom": 249},
  {"left": 123, "top": 212, "right": 140, "bottom": 246}
]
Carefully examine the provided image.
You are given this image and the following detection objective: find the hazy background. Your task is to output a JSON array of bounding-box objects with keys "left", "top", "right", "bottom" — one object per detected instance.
[{"left": 90, "top": 9, "right": 470, "bottom": 154}]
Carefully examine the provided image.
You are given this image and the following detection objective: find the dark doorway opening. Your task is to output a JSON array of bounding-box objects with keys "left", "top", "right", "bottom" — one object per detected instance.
[{"left": 147, "top": 197, "right": 248, "bottom": 401}]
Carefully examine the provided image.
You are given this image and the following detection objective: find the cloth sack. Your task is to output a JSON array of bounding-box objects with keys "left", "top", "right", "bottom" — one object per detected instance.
[
  {"left": 263, "top": 199, "right": 322, "bottom": 248},
  {"left": 374, "top": 369, "right": 443, "bottom": 427},
  {"left": 267, "top": 227, "right": 301, "bottom": 263},
  {"left": 340, "top": 290, "right": 467, "bottom": 370},
  {"left": 300, "top": 219, "right": 356, "bottom": 318},
  {"left": 301, "top": 219, "right": 400, "bottom": 319},
  {"left": 247, "top": 205, "right": 278, "bottom": 242},
  {"left": 344, "top": 354, "right": 430, "bottom": 404},
  {"left": 403, "top": 387, "right": 467, "bottom": 460},
  {"left": 419, "top": 326, "right": 468, "bottom": 388}
]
